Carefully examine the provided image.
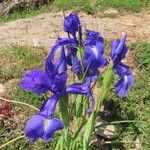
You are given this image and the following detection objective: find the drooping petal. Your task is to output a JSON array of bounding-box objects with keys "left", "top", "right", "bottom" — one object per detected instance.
[
  {"left": 85, "top": 41, "right": 104, "bottom": 56},
  {"left": 66, "top": 83, "right": 90, "bottom": 94},
  {"left": 110, "top": 35, "right": 128, "bottom": 64},
  {"left": 20, "top": 69, "right": 51, "bottom": 94},
  {"left": 115, "top": 73, "right": 134, "bottom": 98},
  {"left": 66, "top": 44, "right": 78, "bottom": 66},
  {"left": 114, "top": 63, "right": 130, "bottom": 76},
  {"left": 42, "top": 118, "right": 64, "bottom": 142},
  {"left": 48, "top": 38, "right": 77, "bottom": 62},
  {"left": 86, "top": 95, "right": 95, "bottom": 116},
  {"left": 25, "top": 114, "right": 64, "bottom": 143},
  {"left": 85, "top": 69, "right": 99, "bottom": 85},
  {"left": 25, "top": 114, "right": 45, "bottom": 142},
  {"left": 39, "top": 95, "right": 61, "bottom": 117},
  {"left": 66, "top": 83, "right": 95, "bottom": 115}
]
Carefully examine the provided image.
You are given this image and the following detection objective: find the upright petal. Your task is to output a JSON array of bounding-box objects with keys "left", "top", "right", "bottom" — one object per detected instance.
[
  {"left": 86, "top": 30, "right": 104, "bottom": 45},
  {"left": 55, "top": 46, "right": 67, "bottom": 73},
  {"left": 64, "top": 13, "right": 81, "bottom": 38},
  {"left": 110, "top": 35, "right": 128, "bottom": 64},
  {"left": 53, "top": 72, "right": 68, "bottom": 93},
  {"left": 72, "top": 57, "right": 82, "bottom": 75},
  {"left": 45, "top": 56, "right": 58, "bottom": 78},
  {"left": 20, "top": 69, "right": 51, "bottom": 94}
]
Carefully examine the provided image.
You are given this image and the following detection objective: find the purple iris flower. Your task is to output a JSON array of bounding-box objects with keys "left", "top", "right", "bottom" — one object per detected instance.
[
  {"left": 86, "top": 29, "right": 104, "bottom": 45},
  {"left": 25, "top": 95, "right": 64, "bottom": 142},
  {"left": 114, "top": 63, "right": 134, "bottom": 98},
  {"left": 84, "top": 41, "right": 108, "bottom": 69},
  {"left": 110, "top": 35, "right": 134, "bottom": 98},
  {"left": 64, "top": 13, "right": 81, "bottom": 39},
  {"left": 48, "top": 37, "right": 77, "bottom": 62},
  {"left": 110, "top": 35, "right": 128, "bottom": 65},
  {"left": 84, "top": 30, "right": 108, "bottom": 71},
  {"left": 21, "top": 49, "right": 95, "bottom": 112}
]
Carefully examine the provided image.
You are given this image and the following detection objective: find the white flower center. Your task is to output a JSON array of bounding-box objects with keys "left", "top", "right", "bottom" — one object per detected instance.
[
  {"left": 124, "top": 75, "right": 128, "bottom": 84},
  {"left": 92, "top": 46, "right": 98, "bottom": 57}
]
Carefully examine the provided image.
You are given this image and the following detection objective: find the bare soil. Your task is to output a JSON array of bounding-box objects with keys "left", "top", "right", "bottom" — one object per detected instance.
[{"left": 0, "top": 10, "right": 150, "bottom": 50}]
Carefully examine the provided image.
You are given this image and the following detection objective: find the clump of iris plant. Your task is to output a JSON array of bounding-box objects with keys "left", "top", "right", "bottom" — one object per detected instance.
[{"left": 20, "top": 13, "right": 134, "bottom": 149}]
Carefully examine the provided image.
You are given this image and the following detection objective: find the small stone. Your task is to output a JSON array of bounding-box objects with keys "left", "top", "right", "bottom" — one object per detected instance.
[
  {"left": 103, "top": 8, "right": 118, "bottom": 15},
  {"left": 0, "top": 83, "right": 7, "bottom": 96},
  {"left": 134, "top": 138, "right": 141, "bottom": 150}
]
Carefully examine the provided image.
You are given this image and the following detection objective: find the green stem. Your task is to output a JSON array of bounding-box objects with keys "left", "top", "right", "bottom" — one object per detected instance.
[
  {"left": 111, "top": 120, "right": 148, "bottom": 124},
  {"left": 0, "top": 135, "right": 25, "bottom": 148}
]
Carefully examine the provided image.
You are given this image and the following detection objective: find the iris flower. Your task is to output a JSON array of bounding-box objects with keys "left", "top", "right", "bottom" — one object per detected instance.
[
  {"left": 110, "top": 35, "right": 134, "bottom": 98},
  {"left": 25, "top": 95, "right": 64, "bottom": 142},
  {"left": 20, "top": 47, "right": 95, "bottom": 141},
  {"left": 64, "top": 13, "right": 81, "bottom": 40},
  {"left": 84, "top": 30, "right": 108, "bottom": 71}
]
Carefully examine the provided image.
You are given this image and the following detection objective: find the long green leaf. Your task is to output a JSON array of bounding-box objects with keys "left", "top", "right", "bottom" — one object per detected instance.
[{"left": 59, "top": 95, "right": 69, "bottom": 128}]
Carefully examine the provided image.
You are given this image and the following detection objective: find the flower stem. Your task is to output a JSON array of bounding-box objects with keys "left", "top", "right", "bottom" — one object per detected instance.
[
  {"left": 0, "top": 96, "right": 39, "bottom": 111},
  {"left": 0, "top": 135, "right": 25, "bottom": 149}
]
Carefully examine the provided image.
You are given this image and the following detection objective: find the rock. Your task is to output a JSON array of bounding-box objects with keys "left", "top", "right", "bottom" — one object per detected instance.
[
  {"left": 94, "top": 117, "right": 118, "bottom": 140},
  {"left": 0, "top": 0, "right": 49, "bottom": 16},
  {"left": 91, "top": 117, "right": 118, "bottom": 148},
  {"left": 103, "top": 8, "right": 118, "bottom": 15}
]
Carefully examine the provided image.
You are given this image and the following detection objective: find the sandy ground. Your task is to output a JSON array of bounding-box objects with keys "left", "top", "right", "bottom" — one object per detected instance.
[{"left": 0, "top": 11, "right": 150, "bottom": 50}]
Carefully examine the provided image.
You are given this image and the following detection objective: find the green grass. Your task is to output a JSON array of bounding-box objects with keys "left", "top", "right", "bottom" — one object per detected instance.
[
  {"left": 52, "top": 0, "right": 94, "bottom": 14},
  {"left": 0, "top": 0, "right": 149, "bottom": 24},
  {"left": 132, "top": 43, "right": 150, "bottom": 72},
  {"left": 52, "top": 0, "right": 149, "bottom": 13},
  {"left": 96, "top": 0, "right": 149, "bottom": 11},
  {"left": 0, "top": 44, "right": 47, "bottom": 82}
]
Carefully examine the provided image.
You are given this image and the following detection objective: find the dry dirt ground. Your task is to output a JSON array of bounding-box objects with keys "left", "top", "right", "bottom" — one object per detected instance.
[{"left": 0, "top": 10, "right": 150, "bottom": 50}]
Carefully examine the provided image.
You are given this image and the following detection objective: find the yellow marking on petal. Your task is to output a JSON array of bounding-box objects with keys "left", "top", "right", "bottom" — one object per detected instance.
[{"left": 44, "top": 119, "right": 51, "bottom": 130}]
